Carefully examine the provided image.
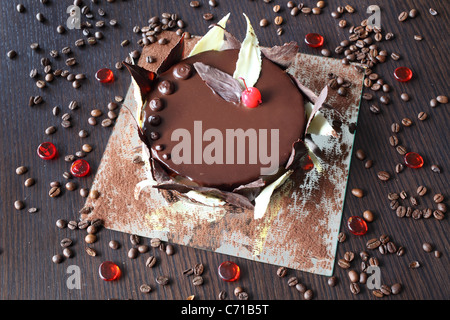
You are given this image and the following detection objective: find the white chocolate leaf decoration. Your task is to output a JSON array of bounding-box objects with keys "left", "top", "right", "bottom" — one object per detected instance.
[
  {"left": 254, "top": 170, "right": 293, "bottom": 220},
  {"left": 233, "top": 13, "right": 262, "bottom": 88},
  {"left": 188, "top": 13, "right": 230, "bottom": 57},
  {"left": 305, "top": 102, "right": 337, "bottom": 137}
]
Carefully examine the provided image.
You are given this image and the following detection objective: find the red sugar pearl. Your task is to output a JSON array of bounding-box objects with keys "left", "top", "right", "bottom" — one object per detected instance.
[
  {"left": 218, "top": 261, "right": 240, "bottom": 282},
  {"left": 305, "top": 33, "right": 324, "bottom": 48},
  {"left": 95, "top": 68, "right": 114, "bottom": 83},
  {"left": 302, "top": 155, "right": 314, "bottom": 171},
  {"left": 394, "top": 67, "right": 413, "bottom": 82},
  {"left": 404, "top": 152, "right": 424, "bottom": 169},
  {"left": 37, "top": 142, "right": 57, "bottom": 160},
  {"left": 99, "top": 261, "right": 121, "bottom": 281},
  {"left": 70, "top": 159, "right": 91, "bottom": 177},
  {"left": 347, "top": 216, "right": 368, "bottom": 236}
]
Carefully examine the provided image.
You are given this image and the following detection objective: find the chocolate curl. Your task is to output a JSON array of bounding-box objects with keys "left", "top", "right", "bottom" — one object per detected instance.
[
  {"left": 260, "top": 41, "right": 299, "bottom": 69},
  {"left": 156, "top": 33, "right": 185, "bottom": 75},
  {"left": 154, "top": 182, "right": 255, "bottom": 210},
  {"left": 285, "top": 139, "right": 308, "bottom": 170},
  {"left": 123, "top": 62, "right": 157, "bottom": 105}
]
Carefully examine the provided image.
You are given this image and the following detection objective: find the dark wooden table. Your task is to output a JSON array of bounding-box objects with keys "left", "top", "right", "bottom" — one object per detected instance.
[{"left": 0, "top": 0, "right": 448, "bottom": 302}]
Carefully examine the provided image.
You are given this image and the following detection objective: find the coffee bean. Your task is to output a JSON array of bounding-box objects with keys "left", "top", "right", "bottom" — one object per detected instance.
[
  {"left": 218, "top": 290, "right": 227, "bottom": 300},
  {"left": 277, "top": 266, "right": 287, "bottom": 277},
  {"left": 402, "top": 118, "right": 413, "bottom": 127},
  {"left": 422, "top": 242, "right": 433, "bottom": 253},
  {"left": 338, "top": 258, "right": 350, "bottom": 269},
  {"left": 366, "top": 238, "right": 381, "bottom": 250},
  {"left": 156, "top": 275, "right": 169, "bottom": 286},
  {"left": 355, "top": 149, "right": 366, "bottom": 160},
  {"left": 397, "top": 247, "right": 405, "bottom": 256},
  {"left": 14, "top": 200, "right": 25, "bottom": 210},
  {"left": 398, "top": 11, "right": 408, "bottom": 21},
  {"left": 150, "top": 238, "right": 161, "bottom": 247},
  {"left": 49, "top": 187, "right": 61, "bottom": 198},
  {"left": 60, "top": 238, "right": 73, "bottom": 248},
  {"left": 369, "top": 104, "right": 380, "bottom": 114},
  {"left": 433, "top": 193, "right": 444, "bottom": 203},
  {"left": 351, "top": 188, "right": 364, "bottom": 198},
  {"left": 431, "top": 164, "right": 441, "bottom": 173},
  {"left": 390, "top": 283, "right": 402, "bottom": 295},
  {"left": 85, "top": 247, "right": 97, "bottom": 257},
  {"left": 410, "top": 196, "right": 419, "bottom": 206},
  {"left": 304, "top": 289, "right": 314, "bottom": 300},
  {"left": 364, "top": 160, "right": 373, "bottom": 169},
  {"left": 16, "top": 166, "right": 28, "bottom": 175},
  {"left": 140, "top": 284, "right": 152, "bottom": 294},
  {"left": 363, "top": 210, "right": 374, "bottom": 222},
  {"left": 418, "top": 111, "right": 428, "bottom": 121},
  {"left": 328, "top": 276, "right": 338, "bottom": 287},
  {"left": 145, "top": 256, "right": 157, "bottom": 268},
  {"left": 437, "top": 203, "right": 447, "bottom": 213},
  {"left": 416, "top": 186, "right": 427, "bottom": 196},
  {"left": 377, "top": 171, "right": 390, "bottom": 181},
  {"left": 396, "top": 146, "right": 407, "bottom": 155},
  {"left": 429, "top": 8, "right": 438, "bottom": 16},
  {"left": 192, "top": 275, "right": 204, "bottom": 286},
  {"left": 423, "top": 208, "right": 433, "bottom": 219},
  {"left": 391, "top": 122, "right": 400, "bottom": 133},
  {"left": 412, "top": 209, "right": 422, "bottom": 220},
  {"left": 348, "top": 270, "right": 359, "bottom": 283},
  {"left": 350, "top": 283, "right": 360, "bottom": 294},
  {"left": 360, "top": 251, "right": 369, "bottom": 261},
  {"left": 52, "top": 254, "right": 63, "bottom": 264},
  {"left": 395, "top": 163, "right": 405, "bottom": 173},
  {"left": 396, "top": 206, "right": 406, "bottom": 218},
  {"left": 127, "top": 247, "right": 138, "bottom": 259},
  {"left": 193, "top": 263, "right": 204, "bottom": 275},
  {"left": 338, "top": 232, "right": 346, "bottom": 242},
  {"left": 409, "top": 261, "right": 420, "bottom": 269},
  {"left": 389, "top": 135, "right": 399, "bottom": 147},
  {"left": 287, "top": 276, "right": 298, "bottom": 286},
  {"left": 433, "top": 210, "right": 444, "bottom": 220}
]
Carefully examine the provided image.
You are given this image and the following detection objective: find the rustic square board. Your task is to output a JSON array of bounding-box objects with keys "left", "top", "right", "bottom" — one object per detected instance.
[{"left": 81, "top": 31, "right": 364, "bottom": 276}]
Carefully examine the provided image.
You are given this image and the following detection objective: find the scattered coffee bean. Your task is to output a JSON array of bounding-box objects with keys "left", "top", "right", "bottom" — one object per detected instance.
[
  {"left": 416, "top": 185, "right": 427, "bottom": 196},
  {"left": 351, "top": 188, "right": 364, "bottom": 198},
  {"left": 377, "top": 171, "right": 390, "bottom": 181},
  {"left": 52, "top": 254, "right": 63, "bottom": 264},
  {"left": 193, "top": 263, "right": 204, "bottom": 276},
  {"left": 156, "top": 275, "right": 169, "bottom": 286}
]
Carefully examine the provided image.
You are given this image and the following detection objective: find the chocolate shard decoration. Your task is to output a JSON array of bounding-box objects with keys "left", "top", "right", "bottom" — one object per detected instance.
[
  {"left": 261, "top": 41, "right": 299, "bottom": 68},
  {"left": 153, "top": 182, "right": 255, "bottom": 210},
  {"left": 305, "top": 135, "right": 324, "bottom": 161},
  {"left": 209, "top": 23, "right": 242, "bottom": 50},
  {"left": 156, "top": 34, "right": 185, "bottom": 76},
  {"left": 285, "top": 139, "right": 308, "bottom": 170},
  {"left": 305, "top": 85, "right": 328, "bottom": 136},
  {"left": 232, "top": 178, "right": 266, "bottom": 202},
  {"left": 193, "top": 62, "right": 243, "bottom": 104},
  {"left": 123, "top": 62, "right": 157, "bottom": 104}
]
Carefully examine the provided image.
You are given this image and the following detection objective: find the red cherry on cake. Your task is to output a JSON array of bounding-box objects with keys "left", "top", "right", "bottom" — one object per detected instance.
[{"left": 239, "top": 77, "right": 262, "bottom": 108}]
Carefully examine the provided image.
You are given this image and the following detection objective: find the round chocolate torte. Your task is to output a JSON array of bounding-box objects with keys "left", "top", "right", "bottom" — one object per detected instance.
[{"left": 140, "top": 49, "right": 306, "bottom": 191}]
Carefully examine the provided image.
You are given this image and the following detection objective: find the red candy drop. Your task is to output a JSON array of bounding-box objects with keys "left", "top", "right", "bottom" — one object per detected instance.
[
  {"left": 37, "top": 142, "right": 57, "bottom": 160},
  {"left": 393, "top": 67, "right": 413, "bottom": 82},
  {"left": 70, "top": 159, "right": 91, "bottom": 177},
  {"left": 302, "top": 155, "right": 314, "bottom": 171},
  {"left": 99, "top": 261, "right": 121, "bottom": 281},
  {"left": 347, "top": 216, "right": 368, "bottom": 236},
  {"left": 95, "top": 68, "right": 114, "bottom": 83},
  {"left": 404, "top": 152, "right": 424, "bottom": 169},
  {"left": 218, "top": 261, "right": 240, "bottom": 282},
  {"left": 305, "top": 33, "right": 324, "bottom": 48}
]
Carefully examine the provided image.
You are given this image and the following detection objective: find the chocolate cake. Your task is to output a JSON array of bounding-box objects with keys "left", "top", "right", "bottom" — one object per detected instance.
[{"left": 125, "top": 14, "right": 333, "bottom": 214}]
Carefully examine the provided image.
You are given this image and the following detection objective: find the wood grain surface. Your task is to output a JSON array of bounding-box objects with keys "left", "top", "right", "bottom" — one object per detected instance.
[{"left": 0, "top": 0, "right": 448, "bottom": 301}]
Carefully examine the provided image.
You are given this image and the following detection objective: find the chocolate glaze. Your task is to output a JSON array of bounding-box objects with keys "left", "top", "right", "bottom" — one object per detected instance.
[{"left": 142, "top": 49, "right": 305, "bottom": 191}]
